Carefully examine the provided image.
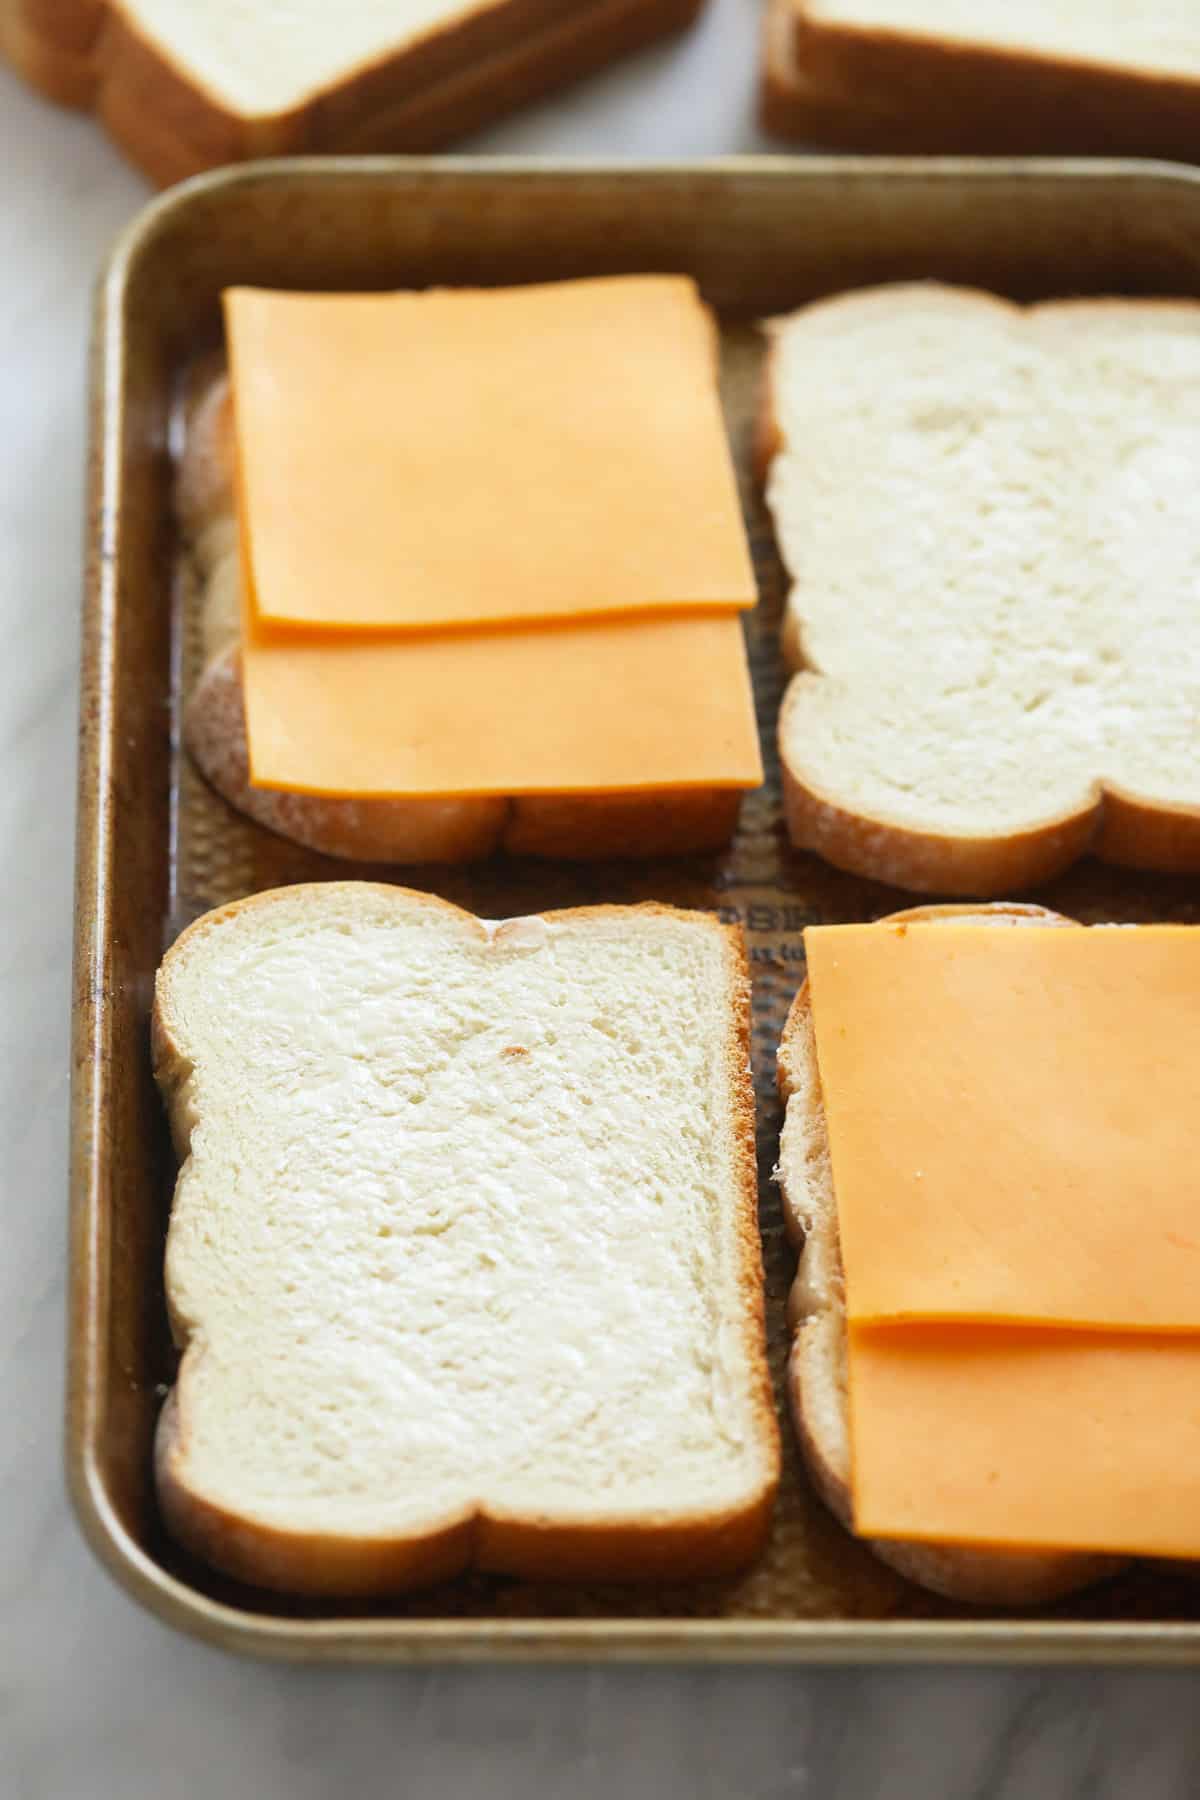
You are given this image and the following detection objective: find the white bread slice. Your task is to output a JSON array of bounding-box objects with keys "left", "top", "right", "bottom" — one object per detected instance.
[
  {"left": 2, "top": 0, "right": 702, "bottom": 186},
  {"left": 776, "top": 902, "right": 1123, "bottom": 1606},
  {"left": 153, "top": 883, "right": 779, "bottom": 1594},
  {"left": 177, "top": 369, "right": 745, "bottom": 865},
  {"left": 761, "top": 285, "right": 1200, "bottom": 895},
  {"left": 788, "top": 0, "right": 1200, "bottom": 162}
]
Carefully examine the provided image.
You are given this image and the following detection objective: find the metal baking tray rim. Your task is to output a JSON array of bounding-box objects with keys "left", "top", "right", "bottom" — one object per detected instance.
[
  {"left": 71, "top": 155, "right": 1200, "bottom": 1663},
  {"left": 60, "top": 1449, "right": 1200, "bottom": 1664}
]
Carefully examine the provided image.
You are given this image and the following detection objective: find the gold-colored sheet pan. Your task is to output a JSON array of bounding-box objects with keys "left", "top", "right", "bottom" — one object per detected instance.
[{"left": 71, "top": 157, "right": 1200, "bottom": 1662}]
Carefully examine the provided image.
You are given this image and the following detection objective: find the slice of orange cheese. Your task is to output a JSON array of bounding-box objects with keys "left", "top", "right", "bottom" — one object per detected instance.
[
  {"left": 804, "top": 921, "right": 1200, "bottom": 1332},
  {"left": 241, "top": 608, "right": 763, "bottom": 797},
  {"left": 225, "top": 278, "right": 757, "bottom": 634},
  {"left": 849, "top": 1323, "right": 1200, "bottom": 1558}
]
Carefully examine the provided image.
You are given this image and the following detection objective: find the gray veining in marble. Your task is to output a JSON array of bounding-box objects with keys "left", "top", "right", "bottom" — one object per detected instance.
[{"left": 3, "top": 9, "right": 1200, "bottom": 1794}]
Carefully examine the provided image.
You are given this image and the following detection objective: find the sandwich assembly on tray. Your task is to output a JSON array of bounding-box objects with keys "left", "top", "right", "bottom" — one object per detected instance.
[
  {"left": 180, "top": 277, "right": 762, "bottom": 864},
  {"left": 146, "top": 270, "right": 1200, "bottom": 1606}
]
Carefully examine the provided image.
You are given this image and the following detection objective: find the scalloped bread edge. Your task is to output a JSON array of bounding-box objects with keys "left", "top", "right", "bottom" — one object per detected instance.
[
  {"left": 755, "top": 302, "right": 1200, "bottom": 896},
  {"left": 776, "top": 901, "right": 1124, "bottom": 1606},
  {"left": 2, "top": 0, "right": 704, "bottom": 187},
  {"left": 177, "top": 369, "right": 745, "bottom": 866},
  {"left": 152, "top": 883, "right": 779, "bottom": 1593},
  {"left": 762, "top": 0, "right": 1200, "bottom": 160}
]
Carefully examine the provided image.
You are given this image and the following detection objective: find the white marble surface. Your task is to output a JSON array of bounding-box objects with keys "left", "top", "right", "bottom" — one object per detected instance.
[{"left": 4, "top": 10, "right": 1200, "bottom": 1795}]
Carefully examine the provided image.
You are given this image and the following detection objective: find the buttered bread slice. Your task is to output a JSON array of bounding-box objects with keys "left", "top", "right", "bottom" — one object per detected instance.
[{"left": 153, "top": 884, "right": 778, "bottom": 1595}]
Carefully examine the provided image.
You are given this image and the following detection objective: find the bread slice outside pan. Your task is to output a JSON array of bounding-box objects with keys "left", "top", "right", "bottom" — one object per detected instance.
[
  {"left": 788, "top": 0, "right": 1200, "bottom": 162},
  {"left": 760, "top": 0, "right": 981, "bottom": 150},
  {"left": 776, "top": 901, "right": 1123, "bottom": 1607},
  {"left": 759, "top": 285, "right": 1200, "bottom": 896},
  {"left": 2, "top": 0, "right": 704, "bottom": 186},
  {"left": 177, "top": 367, "right": 746, "bottom": 866},
  {"left": 153, "top": 883, "right": 779, "bottom": 1595}
]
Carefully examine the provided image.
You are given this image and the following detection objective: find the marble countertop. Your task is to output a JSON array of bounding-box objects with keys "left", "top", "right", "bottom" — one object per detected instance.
[{"left": 4, "top": 9, "right": 1200, "bottom": 1793}]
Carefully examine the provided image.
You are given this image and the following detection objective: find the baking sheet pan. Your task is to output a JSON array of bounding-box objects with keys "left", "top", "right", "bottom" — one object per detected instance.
[{"left": 71, "top": 157, "right": 1200, "bottom": 1661}]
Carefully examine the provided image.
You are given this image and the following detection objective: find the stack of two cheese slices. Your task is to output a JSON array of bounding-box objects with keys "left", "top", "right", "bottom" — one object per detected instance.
[
  {"left": 182, "top": 275, "right": 763, "bottom": 864},
  {"left": 781, "top": 910, "right": 1200, "bottom": 1602}
]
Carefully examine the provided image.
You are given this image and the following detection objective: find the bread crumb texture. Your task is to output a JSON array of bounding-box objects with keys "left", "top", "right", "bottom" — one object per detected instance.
[
  {"left": 154, "top": 887, "right": 773, "bottom": 1553},
  {"left": 769, "top": 287, "right": 1200, "bottom": 861}
]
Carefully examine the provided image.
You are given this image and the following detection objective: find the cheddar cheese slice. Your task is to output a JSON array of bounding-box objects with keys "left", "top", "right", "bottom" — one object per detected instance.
[
  {"left": 805, "top": 921, "right": 1200, "bottom": 1331},
  {"left": 241, "top": 609, "right": 762, "bottom": 797},
  {"left": 849, "top": 1324, "right": 1200, "bottom": 1559},
  {"left": 225, "top": 278, "right": 757, "bottom": 634}
]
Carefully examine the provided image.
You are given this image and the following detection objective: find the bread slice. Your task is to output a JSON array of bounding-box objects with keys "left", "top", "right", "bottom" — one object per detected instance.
[
  {"left": 2, "top": 0, "right": 702, "bottom": 186},
  {"left": 153, "top": 883, "right": 779, "bottom": 1595},
  {"left": 760, "top": 0, "right": 963, "bottom": 149},
  {"left": 760, "top": 284, "right": 1200, "bottom": 896},
  {"left": 787, "top": 0, "right": 1200, "bottom": 162},
  {"left": 777, "top": 901, "right": 1122, "bottom": 1605},
  {"left": 178, "top": 368, "right": 746, "bottom": 865}
]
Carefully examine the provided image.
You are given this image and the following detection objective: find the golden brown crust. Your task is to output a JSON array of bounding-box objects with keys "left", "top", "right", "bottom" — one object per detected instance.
[
  {"left": 9, "top": 0, "right": 103, "bottom": 61},
  {"left": 153, "top": 886, "right": 778, "bottom": 1594},
  {"left": 779, "top": 723, "right": 1101, "bottom": 897},
  {"left": 777, "top": 903, "right": 1123, "bottom": 1606},
  {"left": 332, "top": 0, "right": 704, "bottom": 157},
  {"left": 155, "top": 1390, "right": 478, "bottom": 1597},
  {"left": 177, "top": 368, "right": 748, "bottom": 866},
  {"left": 1096, "top": 785, "right": 1200, "bottom": 876},
  {"left": 760, "top": 0, "right": 1200, "bottom": 158},
  {"left": 185, "top": 646, "right": 747, "bottom": 865},
  {"left": 1, "top": 0, "right": 101, "bottom": 103},
  {"left": 757, "top": 310, "right": 1200, "bottom": 895},
  {"left": 794, "top": 5, "right": 1200, "bottom": 160},
  {"left": 185, "top": 651, "right": 510, "bottom": 865},
  {"left": 715, "top": 912, "right": 783, "bottom": 1564},
  {"left": 159, "top": 1388, "right": 776, "bottom": 1593},
  {"left": 505, "top": 790, "right": 744, "bottom": 860},
  {"left": 159, "top": 1416, "right": 774, "bottom": 1594},
  {"left": 2, "top": 0, "right": 704, "bottom": 185},
  {"left": 759, "top": 0, "right": 963, "bottom": 150}
]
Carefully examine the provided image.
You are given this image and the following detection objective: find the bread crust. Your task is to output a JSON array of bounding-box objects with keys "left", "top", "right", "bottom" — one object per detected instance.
[
  {"left": 2, "top": 0, "right": 101, "bottom": 103},
  {"left": 177, "top": 370, "right": 748, "bottom": 865},
  {"left": 776, "top": 901, "right": 1124, "bottom": 1606},
  {"left": 504, "top": 789, "right": 744, "bottom": 860},
  {"left": 185, "top": 651, "right": 511, "bottom": 865},
  {"left": 777, "top": 682, "right": 1102, "bottom": 896},
  {"left": 758, "top": 294, "right": 1200, "bottom": 894},
  {"left": 153, "top": 885, "right": 779, "bottom": 1594},
  {"left": 767, "top": 0, "right": 1200, "bottom": 159},
  {"left": 2, "top": 0, "right": 703, "bottom": 184},
  {"left": 760, "top": 0, "right": 969, "bottom": 149}
]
